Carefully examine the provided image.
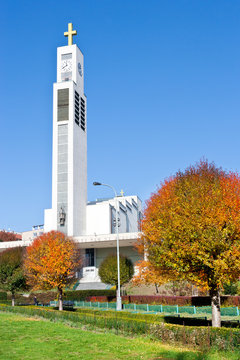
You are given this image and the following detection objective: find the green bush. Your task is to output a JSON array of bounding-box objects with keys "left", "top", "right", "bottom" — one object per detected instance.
[
  {"left": 223, "top": 282, "right": 239, "bottom": 295},
  {"left": 98, "top": 255, "right": 134, "bottom": 286},
  {"left": 0, "top": 292, "right": 7, "bottom": 300},
  {"left": 64, "top": 290, "right": 116, "bottom": 301}
]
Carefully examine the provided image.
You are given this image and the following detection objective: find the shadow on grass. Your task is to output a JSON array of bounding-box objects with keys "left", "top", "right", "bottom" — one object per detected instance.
[
  {"left": 152, "top": 350, "right": 217, "bottom": 360},
  {"left": 53, "top": 306, "right": 77, "bottom": 312}
]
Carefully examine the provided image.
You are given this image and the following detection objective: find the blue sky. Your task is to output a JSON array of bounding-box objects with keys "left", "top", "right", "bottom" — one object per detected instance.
[{"left": 1, "top": 1, "right": 240, "bottom": 232}]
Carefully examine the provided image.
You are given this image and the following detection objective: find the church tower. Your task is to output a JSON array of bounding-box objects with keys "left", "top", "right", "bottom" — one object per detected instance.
[{"left": 44, "top": 23, "right": 87, "bottom": 237}]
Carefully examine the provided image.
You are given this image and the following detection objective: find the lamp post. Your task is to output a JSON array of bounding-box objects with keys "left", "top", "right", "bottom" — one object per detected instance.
[{"left": 93, "top": 181, "right": 122, "bottom": 311}]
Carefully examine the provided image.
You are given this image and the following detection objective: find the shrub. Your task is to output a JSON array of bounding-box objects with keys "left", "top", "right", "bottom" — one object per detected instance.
[
  {"left": 223, "top": 282, "right": 238, "bottom": 295},
  {"left": 0, "top": 292, "right": 7, "bottom": 300},
  {"left": 122, "top": 295, "right": 192, "bottom": 305},
  {"left": 64, "top": 290, "right": 116, "bottom": 301},
  {"left": 86, "top": 296, "right": 109, "bottom": 302},
  {"left": 99, "top": 255, "right": 134, "bottom": 287}
]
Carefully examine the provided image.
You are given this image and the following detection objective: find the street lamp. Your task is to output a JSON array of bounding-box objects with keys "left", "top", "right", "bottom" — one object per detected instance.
[{"left": 93, "top": 181, "right": 122, "bottom": 311}]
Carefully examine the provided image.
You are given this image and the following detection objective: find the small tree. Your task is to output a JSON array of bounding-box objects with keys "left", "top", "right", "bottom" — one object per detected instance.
[
  {"left": 0, "top": 247, "right": 27, "bottom": 305},
  {"left": 99, "top": 255, "right": 134, "bottom": 290},
  {"left": 140, "top": 160, "right": 240, "bottom": 327},
  {"left": 223, "top": 282, "right": 239, "bottom": 295},
  {"left": 0, "top": 231, "right": 19, "bottom": 242},
  {"left": 24, "top": 231, "right": 81, "bottom": 311}
]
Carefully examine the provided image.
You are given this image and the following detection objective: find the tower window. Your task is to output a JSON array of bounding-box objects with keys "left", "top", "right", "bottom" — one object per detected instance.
[
  {"left": 75, "top": 91, "right": 80, "bottom": 125},
  {"left": 80, "top": 97, "right": 86, "bottom": 131},
  {"left": 57, "top": 89, "right": 69, "bottom": 121}
]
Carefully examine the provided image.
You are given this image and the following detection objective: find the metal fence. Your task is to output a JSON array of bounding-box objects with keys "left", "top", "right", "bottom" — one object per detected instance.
[{"left": 49, "top": 300, "right": 240, "bottom": 316}]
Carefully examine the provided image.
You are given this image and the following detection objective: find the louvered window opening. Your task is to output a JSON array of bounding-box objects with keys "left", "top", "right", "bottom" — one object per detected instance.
[
  {"left": 75, "top": 91, "right": 80, "bottom": 126},
  {"left": 75, "top": 91, "right": 85, "bottom": 132},
  {"left": 80, "top": 97, "right": 86, "bottom": 131}
]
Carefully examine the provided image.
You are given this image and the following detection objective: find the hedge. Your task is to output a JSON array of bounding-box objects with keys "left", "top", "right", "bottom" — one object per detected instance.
[
  {"left": 6, "top": 290, "right": 116, "bottom": 305},
  {"left": 122, "top": 295, "right": 240, "bottom": 307},
  {"left": 0, "top": 305, "right": 240, "bottom": 350},
  {"left": 64, "top": 290, "right": 116, "bottom": 301}
]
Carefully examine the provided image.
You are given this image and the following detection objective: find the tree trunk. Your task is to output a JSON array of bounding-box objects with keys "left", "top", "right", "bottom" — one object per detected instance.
[
  {"left": 155, "top": 283, "right": 159, "bottom": 294},
  {"left": 58, "top": 287, "right": 63, "bottom": 311},
  {"left": 11, "top": 293, "right": 15, "bottom": 307},
  {"left": 210, "top": 286, "right": 221, "bottom": 327}
]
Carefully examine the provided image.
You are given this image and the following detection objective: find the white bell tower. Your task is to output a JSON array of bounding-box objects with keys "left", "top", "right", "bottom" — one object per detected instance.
[{"left": 44, "top": 23, "right": 87, "bottom": 237}]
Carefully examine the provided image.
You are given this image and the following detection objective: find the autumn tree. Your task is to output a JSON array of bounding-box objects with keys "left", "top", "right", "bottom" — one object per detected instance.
[
  {"left": 139, "top": 160, "right": 240, "bottom": 327},
  {"left": 0, "top": 247, "right": 27, "bottom": 306},
  {"left": 24, "top": 231, "right": 81, "bottom": 311},
  {"left": 133, "top": 259, "right": 167, "bottom": 294},
  {"left": 99, "top": 255, "right": 134, "bottom": 289},
  {"left": 0, "top": 231, "right": 20, "bottom": 242}
]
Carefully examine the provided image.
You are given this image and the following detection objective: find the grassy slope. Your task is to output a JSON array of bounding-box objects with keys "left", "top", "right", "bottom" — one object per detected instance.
[{"left": 0, "top": 312, "right": 239, "bottom": 360}]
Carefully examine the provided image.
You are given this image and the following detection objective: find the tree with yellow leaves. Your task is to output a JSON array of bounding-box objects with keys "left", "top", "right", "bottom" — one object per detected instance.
[
  {"left": 24, "top": 231, "right": 81, "bottom": 310},
  {"left": 140, "top": 160, "right": 240, "bottom": 327}
]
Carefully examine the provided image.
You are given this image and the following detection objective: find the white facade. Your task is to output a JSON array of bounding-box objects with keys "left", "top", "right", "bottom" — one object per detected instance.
[
  {"left": 22, "top": 225, "right": 44, "bottom": 242},
  {"left": 44, "top": 44, "right": 87, "bottom": 237},
  {"left": 86, "top": 195, "right": 142, "bottom": 235}
]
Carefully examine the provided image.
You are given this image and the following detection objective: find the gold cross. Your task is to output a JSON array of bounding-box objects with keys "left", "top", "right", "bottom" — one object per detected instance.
[
  {"left": 64, "top": 23, "right": 77, "bottom": 46},
  {"left": 120, "top": 189, "right": 124, "bottom": 197}
]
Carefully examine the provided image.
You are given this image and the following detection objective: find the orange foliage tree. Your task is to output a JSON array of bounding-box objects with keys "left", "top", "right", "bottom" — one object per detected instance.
[
  {"left": 132, "top": 259, "right": 168, "bottom": 293},
  {"left": 24, "top": 231, "right": 81, "bottom": 310},
  {"left": 139, "top": 160, "right": 240, "bottom": 327},
  {"left": 0, "top": 231, "right": 20, "bottom": 242}
]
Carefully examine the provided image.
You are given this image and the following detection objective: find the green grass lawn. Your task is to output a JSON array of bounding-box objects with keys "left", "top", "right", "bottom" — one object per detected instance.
[{"left": 0, "top": 312, "right": 239, "bottom": 360}]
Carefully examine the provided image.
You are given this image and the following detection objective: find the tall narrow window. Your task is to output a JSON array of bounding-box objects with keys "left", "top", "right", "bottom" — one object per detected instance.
[
  {"left": 80, "top": 97, "right": 86, "bottom": 131},
  {"left": 57, "top": 89, "right": 69, "bottom": 121},
  {"left": 75, "top": 91, "right": 80, "bottom": 126},
  {"left": 85, "top": 248, "right": 94, "bottom": 267}
]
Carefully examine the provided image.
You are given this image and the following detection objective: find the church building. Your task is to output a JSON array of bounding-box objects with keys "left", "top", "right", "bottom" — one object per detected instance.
[
  {"left": 43, "top": 24, "right": 142, "bottom": 289},
  {"left": 0, "top": 24, "right": 142, "bottom": 289}
]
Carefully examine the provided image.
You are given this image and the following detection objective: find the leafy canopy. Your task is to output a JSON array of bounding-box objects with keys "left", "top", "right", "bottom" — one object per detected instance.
[
  {"left": 99, "top": 255, "right": 134, "bottom": 287},
  {"left": 0, "top": 231, "right": 20, "bottom": 242},
  {"left": 140, "top": 160, "right": 240, "bottom": 290},
  {"left": 0, "top": 247, "right": 26, "bottom": 293},
  {"left": 24, "top": 231, "right": 80, "bottom": 291}
]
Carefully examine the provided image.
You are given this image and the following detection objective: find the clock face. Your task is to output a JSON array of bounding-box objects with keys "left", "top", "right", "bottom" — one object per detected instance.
[
  {"left": 61, "top": 59, "right": 72, "bottom": 72},
  {"left": 78, "top": 62, "right": 83, "bottom": 76}
]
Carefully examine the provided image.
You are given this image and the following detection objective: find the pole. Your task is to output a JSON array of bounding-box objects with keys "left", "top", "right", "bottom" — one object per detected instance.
[
  {"left": 93, "top": 182, "right": 122, "bottom": 311},
  {"left": 115, "top": 193, "right": 122, "bottom": 311}
]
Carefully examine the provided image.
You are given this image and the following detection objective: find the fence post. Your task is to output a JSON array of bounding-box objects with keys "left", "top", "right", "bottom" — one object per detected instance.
[
  {"left": 194, "top": 306, "right": 196, "bottom": 314},
  {"left": 160, "top": 304, "right": 163, "bottom": 313},
  {"left": 107, "top": 302, "right": 108, "bottom": 310},
  {"left": 236, "top": 307, "right": 239, "bottom": 316},
  {"left": 134, "top": 304, "right": 136, "bottom": 311},
  {"left": 147, "top": 304, "right": 149, "bottom": 312},
  {"left": 176, "top": 305, "right": 179, "bottom": 314},
  {"left": 116, "top": 311, "right": 118, "bottom": 335},
  {"left": 90, "top": 301, "right": 92, "bottom": 308}
]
